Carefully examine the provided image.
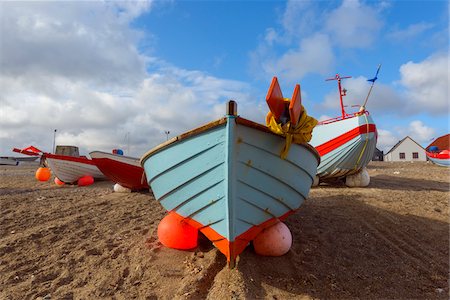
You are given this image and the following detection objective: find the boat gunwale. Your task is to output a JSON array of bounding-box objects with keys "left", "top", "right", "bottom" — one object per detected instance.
[
  {"left": 89, "top": 150, "right": 141, "bottom": 163},
  {"left": 45, "top": 153, "right": 97, "bottom": 166},
  {"left": 140, "top": 116, "right": 320, "bottom": 166}
]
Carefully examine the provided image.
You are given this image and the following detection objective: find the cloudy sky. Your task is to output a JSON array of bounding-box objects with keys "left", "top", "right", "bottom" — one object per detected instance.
[{"left": 1, "top": 0, "right": 448, "bottom": 157}]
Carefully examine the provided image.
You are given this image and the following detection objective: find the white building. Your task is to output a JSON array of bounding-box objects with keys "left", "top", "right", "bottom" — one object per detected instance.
[{"left": 384, "top": 136, "right": 426, "bottom": 162}]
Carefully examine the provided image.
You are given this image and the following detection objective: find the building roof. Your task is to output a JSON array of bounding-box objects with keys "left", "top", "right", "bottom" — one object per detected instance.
[
  {"left": 426, "top": 134, "right": 449, "bottom": 151},
  {"left": 385, "top": 136, "right": 425, "bottom": 155}
]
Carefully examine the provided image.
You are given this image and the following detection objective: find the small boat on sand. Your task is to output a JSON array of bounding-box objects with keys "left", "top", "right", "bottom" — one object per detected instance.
[
  {"left": 13, "top": 145, "right": 106, "bottom": 183},
  {"left": 0, "top": 156, "right": 39, "bottom": 165},
  {"left": 141, "top": 100, "right": 319, "bottom": 267},
  {"left": 0, "top": 157, "right": 19, "bottom": 165},
  {"left": 90, "top": 151, "right": 149, "bottom": 191},
  {"left": 309, "top": 70, "right": 379, "bottom": 183},
  {"left": 44, "top": 146, "right": 106, "bottom": 183}
]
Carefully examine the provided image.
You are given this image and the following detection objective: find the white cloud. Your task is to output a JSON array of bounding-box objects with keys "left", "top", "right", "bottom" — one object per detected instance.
[
  {"left": 399, "top": 53, "right": 449, "bottom": 114},
  {"left": 281, "top": 0, "right": 321, "bottom": 40},
  {"left": 407, "top": 120, "right": 435, "bottom": 144},
  {"left": 387, "top": 22, "right": 434, "bottom": 41},
  {"left": 265, "top": 34, "right": 335, "bottom": 81},
  {"left": 249, "top": 0, "right": 384, "bottom": 80},
  {"left": 324, "top": 0, "right": 382, "bottom": 48},
  {"left": 0, "top": 1, "right": 263, "bottom": 157},
  {"left": 376, "top": 121, "right": 436, "bottom": 152},
  {"left": 377, "top": 128, "right": 399, "bottom": 152},
  {"left": 0, "top": 1, "right": 150, "bottom": 87}
]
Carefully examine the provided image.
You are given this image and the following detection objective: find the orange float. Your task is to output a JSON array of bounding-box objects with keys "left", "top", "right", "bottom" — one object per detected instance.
[
  {"left": 253, "top": 221, "right": 292, "bottom": 256},
  {"left": 77, "top": 175, "right": 94, "bottom": 186},
  {"left": 54, "top": 177, "right": 65, "bottom": 186},
  {"left": 35, "top": 167, "right": 51, "bottom": 182},
  {"left": 157, "top": 211, "right": 198, "bottom": 250}
]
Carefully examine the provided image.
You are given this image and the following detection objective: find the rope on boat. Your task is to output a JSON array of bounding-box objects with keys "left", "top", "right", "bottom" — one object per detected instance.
[
  {"left": 354, "top": 112, "right": 370, "bottom": 170},
  {"left": 266, "top": 104, "right": 317, "bottom": 159}
]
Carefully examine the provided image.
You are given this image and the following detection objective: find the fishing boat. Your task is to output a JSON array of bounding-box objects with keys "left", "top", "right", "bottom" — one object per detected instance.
[
  {"left": 426, "top": 150, "right": 450, "bottom": 167},
  {"left": 0, "top": 156, "right": 39, "bottom": 165},
  {"left": 13, "top": 145, "right": 106, "bottom": 183},
  {"left": 141, "top": 101, "right": 319, "bottom": 267},
  {"left": 90, "top": 151, "right": 149, "bottom": 190},
  {"left": 44, "top": 146, "right": 106, "bottom": 183},
  {"left": 309, "top": 69, "right": 379, "bottom": 183},
  {"left": 0, "top": 157, "right": 19, "bottom": 165}
]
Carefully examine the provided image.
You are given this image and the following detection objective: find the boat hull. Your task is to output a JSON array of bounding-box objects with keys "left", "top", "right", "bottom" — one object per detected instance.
[
  {"left": 310, "top": 113, "right": 377, "bottom": 180},
  {"left": 45, "top": 154, "right": 106, "bottom": 183},
  {"left": 90, "top": 151, "right": 149, "bottom": 190},
  {"left": 0, "top": 157, "right": 19, "bottom": 166},
  {"left": 141, "top": 116, "right": 319, "bottom": 265},
  {"left": 426, "top": 152, "right": 450, "bottom": 167}
]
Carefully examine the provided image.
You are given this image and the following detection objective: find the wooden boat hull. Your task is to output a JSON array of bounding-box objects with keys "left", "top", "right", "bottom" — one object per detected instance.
[
  {"left": 426, "top": 152, "right": 450, "bottom": 167},
  {"left": 45, "top": 153, "right": 106, "bottom": 183},
  {"left": 141, "top": 116, "right": 319, "bottom": 265},
  {"left": 90, "top": 151, "right": 149, "bottom": 190},
  {"left": 310, "top": 113, "right": 377, "bottom": 180}
]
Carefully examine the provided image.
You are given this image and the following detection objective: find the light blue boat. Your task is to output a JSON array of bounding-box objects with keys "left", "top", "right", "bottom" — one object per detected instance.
[{"left": 141, "top": 102, "right": 319, "bottom": 266}]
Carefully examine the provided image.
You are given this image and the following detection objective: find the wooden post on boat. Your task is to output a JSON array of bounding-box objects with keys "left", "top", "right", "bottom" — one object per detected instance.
[{"left": 227, "top": 100, "right": 237, "bottom": 116}]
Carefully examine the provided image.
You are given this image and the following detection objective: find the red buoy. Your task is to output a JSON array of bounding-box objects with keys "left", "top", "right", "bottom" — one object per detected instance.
[
  {"left": 54, "top": 177, "right": 65, "bottom": 186},
  {"left": 157, "top": 212, "right": 198, "bottom": 250},
  {"left": 35, "top": 167, "right": 51, "bottom": 182},
  {"left": 77, "top": 175, "right": 94, "bottom": 186}
]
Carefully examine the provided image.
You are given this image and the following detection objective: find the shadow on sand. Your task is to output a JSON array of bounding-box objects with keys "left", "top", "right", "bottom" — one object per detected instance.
[
  {"left": 369, "top": 175, "right": 449, "bottom": 192},
  {"left": 233, "top": 196, "right": 449, "bottom": 299},
  {"left": 316, "top": 174, "right": 448, "bottom": 192}
]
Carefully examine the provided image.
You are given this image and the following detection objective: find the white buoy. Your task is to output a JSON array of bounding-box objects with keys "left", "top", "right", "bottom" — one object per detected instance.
[
  {"left": 345, "top": 167, "right": 370, "bottom": 187},
  {"left": 253, "top": 221, "right": 292, "bottom": 256},
  {"left": 113, "top": 183, "right": 132, "bottom": 193},
  {"left": 312, "top": 175, "right": 320, "bottom": 187}
]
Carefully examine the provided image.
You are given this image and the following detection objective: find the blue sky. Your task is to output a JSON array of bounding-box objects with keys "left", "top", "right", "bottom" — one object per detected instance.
[{"left": 0, "top": 0, "right": 448, "bottom": 157}]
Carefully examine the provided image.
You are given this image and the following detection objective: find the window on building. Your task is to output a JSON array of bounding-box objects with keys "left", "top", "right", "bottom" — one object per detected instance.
[
  {"left": 399, "top": 152, "right": 405, "bottom": 159},
  {"left": 412, "top": 152, "right": 419, "bottom": 159}
]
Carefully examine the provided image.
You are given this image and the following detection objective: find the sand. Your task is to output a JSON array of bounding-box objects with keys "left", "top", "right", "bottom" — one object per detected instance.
[{"left": 0, "top": 161, "right": 448, "bottom": 299}]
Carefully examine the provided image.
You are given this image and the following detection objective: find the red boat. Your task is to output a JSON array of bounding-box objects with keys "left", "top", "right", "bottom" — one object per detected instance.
[
  {"left": 13, "top": 145, "right": 106, "bottom": 183},
  {"left": 89, "top": 151, "right": 149, "bottom": 191}
]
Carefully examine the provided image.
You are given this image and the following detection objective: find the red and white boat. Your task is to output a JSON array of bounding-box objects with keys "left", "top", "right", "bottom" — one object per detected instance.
[
  {"left": 90, "top": 151, "right": 149, "bottom": 191},
  {"left": 309, "top": 71, "right": 379, "bottom": 183},
  {"left": 13, "top": 145, "right": 106, "bottom": 183},
  {"left": 426, "top": 150, "right": 450, "bottom": 167}
]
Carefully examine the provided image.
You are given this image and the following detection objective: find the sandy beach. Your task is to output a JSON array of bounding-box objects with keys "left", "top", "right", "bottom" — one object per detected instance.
[{"left": 0, "top": 161, "right": 448, "bottom": 299}]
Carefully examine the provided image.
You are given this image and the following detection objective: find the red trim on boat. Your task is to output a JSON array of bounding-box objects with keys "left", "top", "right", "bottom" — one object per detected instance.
[
  {"left": 315, "top": 124, "right": 377, "bottom": 156},
  {"left": 45, "top": 153, "right": 96, "bottom": 165},
  {"left": 174, "top": 210, "right": 296, "bottom": 264},
  {"left": 426, "top": 151, "right": 450, "bottom": 159}
]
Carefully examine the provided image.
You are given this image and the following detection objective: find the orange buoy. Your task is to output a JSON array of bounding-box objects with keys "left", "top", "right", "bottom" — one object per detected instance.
[
  {"left": 157, "top": 211, "right": 198, "bottom": 250},
  {"left": 54, "top": 177, "right": 65, "bottom": 186},
  {"left": 77, "top": 175, "right": 94, "bottom": 186},
  {"left": 35, "top": 167, "right": 51, "bottom": 182},
  {"left": 253, "top": 221, "right": 292, "bottom": 256}
]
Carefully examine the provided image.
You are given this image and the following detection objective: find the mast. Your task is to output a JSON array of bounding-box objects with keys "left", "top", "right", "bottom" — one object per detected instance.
[{"left": 326, "top": 74, "right": 351, "bottom": 119}]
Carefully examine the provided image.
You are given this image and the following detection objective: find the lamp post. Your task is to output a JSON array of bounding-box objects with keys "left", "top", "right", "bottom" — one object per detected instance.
[
  {"left": 164, "top": 130, "right": 170, "bottom": 141},
  {"left": 52, "top": 129, "right": 57, "bottom": 153}
]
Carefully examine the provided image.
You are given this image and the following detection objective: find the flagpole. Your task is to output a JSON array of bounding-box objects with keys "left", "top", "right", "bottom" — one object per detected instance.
[{"left": 362, "top": 64, "right": 381, "bottom": 109}]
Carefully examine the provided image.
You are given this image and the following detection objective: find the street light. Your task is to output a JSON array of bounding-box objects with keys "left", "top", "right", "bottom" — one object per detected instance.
[
  {"left": 164, "top": 130, "right": 170, "bottom": 141},
  {"left": 52, "top": 129, "right": 57, "bottom": 153}
]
